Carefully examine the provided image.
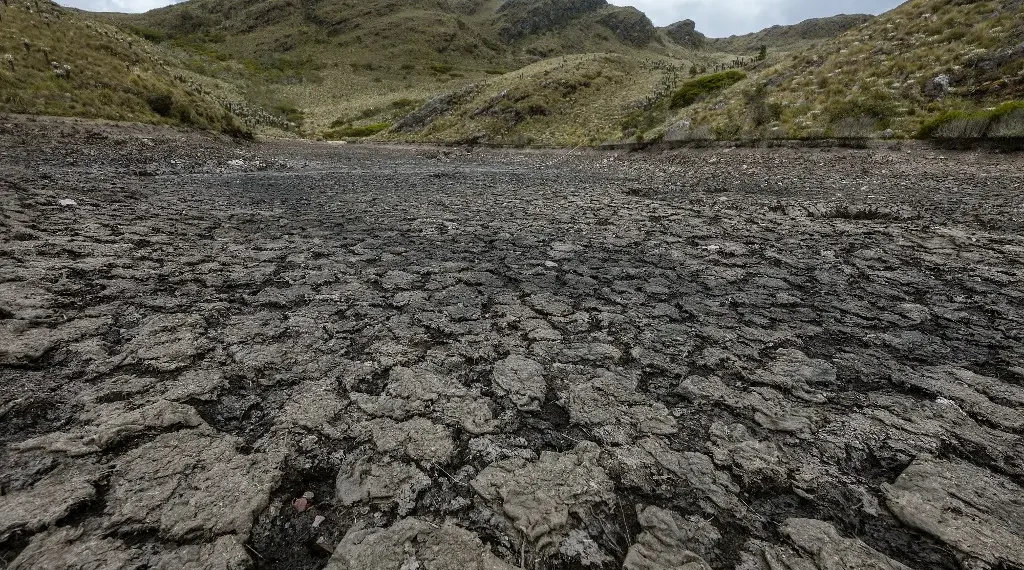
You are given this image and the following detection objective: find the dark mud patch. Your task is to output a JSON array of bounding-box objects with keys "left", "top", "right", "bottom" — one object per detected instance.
[
  {"left": 749, "top": 485, "right": 960, "bottom": 570},
  {"left": 249, "top": 462, "right": 345, "bottom": 570}
]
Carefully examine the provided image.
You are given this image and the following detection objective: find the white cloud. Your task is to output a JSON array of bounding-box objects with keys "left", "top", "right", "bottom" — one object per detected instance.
[
  {"left": 612, "top": 0, "right": 904, "bottom": 36},
  {"left": 56, "top": 0, "right": 182, "bottom": 13}
]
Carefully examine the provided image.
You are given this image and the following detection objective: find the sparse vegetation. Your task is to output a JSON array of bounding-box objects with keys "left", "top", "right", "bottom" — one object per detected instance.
[
  {"left": 918, "top": 101, "right": 1024, "bottom": 139},
  {"left": 0, "top": 0, "right": 248, "bottom": 136},
  {"left": 5, "top": 0, "right": 1020, "bottom": 145}
]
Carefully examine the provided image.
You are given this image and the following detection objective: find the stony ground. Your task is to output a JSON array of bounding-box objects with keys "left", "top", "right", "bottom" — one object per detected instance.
[{"left": 2, "top": 116, "right": 1024, "bottom": 570}]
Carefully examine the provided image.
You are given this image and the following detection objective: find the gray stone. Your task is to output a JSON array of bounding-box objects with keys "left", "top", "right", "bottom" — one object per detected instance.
[
  {"left": 0, "top": 470, "right": 98, "bottom": 541},
  {"left": 623, "top": 506, "right": 717, "bottom": 570},
  {"left": 566, "top": 372, "right": 676, "bottom": 444},
  {"left": 104, "top": 430, "right": 282, "bottom": 540},
  {"left": 335, "top": 455, "right": 431, "bottom": 515},
  {"left": 471, "top": 441, "right": 615, "bottom": 553},
  {"left": 881, "top": 458, "right": 1024, "bottom": 566},
  {"left": 325, "top": 517, "right": 516, "bottom": 570},
  {"left": 13, "top": 399, "right": 205, "bottom": 456},
  {"left": 370, "top": 417, "right": 455, "bottom": 464},
  {"left": 492, "top": 355, "right": 547, "bottom": 411}
]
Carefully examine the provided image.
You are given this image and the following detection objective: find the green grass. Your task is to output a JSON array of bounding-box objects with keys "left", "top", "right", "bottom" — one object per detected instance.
[
  {"left": 323, "top": 122, "right": 391, "bottom": 139},
  {"left": 670, "top": 70, "right": 746, "bottom": 108}
]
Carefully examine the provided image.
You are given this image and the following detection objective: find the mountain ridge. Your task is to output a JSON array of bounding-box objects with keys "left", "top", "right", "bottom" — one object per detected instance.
[{"left": 4, "top": 0, "right": 1021, "bottom": 143}]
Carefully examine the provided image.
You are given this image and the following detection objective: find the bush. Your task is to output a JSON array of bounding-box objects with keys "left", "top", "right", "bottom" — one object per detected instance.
[
  {"left": 324, "top": 122, "right": 391, "bottom": 139},
  {"left": 146, "top": 93, "right": 175, "bottom": 117},
  {"left": 272, "top": 103, "right": 304, "bottom": 127},
  {"left": 825, "top": 92, "right": 896, "bottom": 129},
  {"left": 743, "top": 85, "right": 781, "bottom": 127},
  {"left": 917, "top": 101, "right": 1024, "bottom": 139},
  {"left": 670, "top": 70, "right": 746, "bottom": 108},
  {"left": 128, "top": 25, "right": 167, "bottom": 43}
]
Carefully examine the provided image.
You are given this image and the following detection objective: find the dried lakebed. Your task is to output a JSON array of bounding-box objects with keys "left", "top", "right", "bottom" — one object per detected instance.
[{"left": 1, "top": 118, "right": 1023, "bottom": 570}]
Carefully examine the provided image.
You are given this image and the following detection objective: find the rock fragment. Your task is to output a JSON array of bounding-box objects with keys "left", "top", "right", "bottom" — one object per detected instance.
[
  {"left": 104, "top": 430, "right": 282, "bottom": 540},
  {"left": 566, "top": 372, "right": 676, "bottom": 444},
  {"left": 471, "top": 441, "right": 615, "bottom": 553},
  {"left": 325, "top": 517, "right": 516, "bottom": 570},
  {"left": 13, "top": 399, "right": 204, "bottom": 456},
  {"left": 351, "top": 366, "right": 497, "bottom": 434},
  {"left": 335, "top": 456, "right": 431, "bottom": 515},
  {"left": 623, "top": 506, "right": 716, "bottom": 570},
  {"left": 9, "top": 528, "right": 250, "bottom": 570},
  {"left": 753, "top": 349, "right": 836, "bottom": 403},
  {"left": 0, "top": 470, "right": 97, "bottom": 541},
  {"left": 370, "top": 417, "right": 455, "bottom": 464},
  {"left": 491, "top": 355, "right": 547, "bottom": 411},
  {"left": 881, "top": 458, "right": 1024, "bottom": 567}
]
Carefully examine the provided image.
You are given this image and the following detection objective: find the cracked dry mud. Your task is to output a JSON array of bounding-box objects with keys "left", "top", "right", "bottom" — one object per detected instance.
[{"left": 1, "top": 117, "right": 1024, "bottom": 570}]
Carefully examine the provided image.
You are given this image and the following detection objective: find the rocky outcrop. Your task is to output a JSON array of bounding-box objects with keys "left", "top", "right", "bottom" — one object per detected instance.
[
  {"left": 665, "top": 19, "right": 705, "bottom": 48},
  {"left": 598, "top": 6, "right": 656, "bottom": 46},
  {"left": 496, "top": 0, "right": 608, "bottom": 41}
]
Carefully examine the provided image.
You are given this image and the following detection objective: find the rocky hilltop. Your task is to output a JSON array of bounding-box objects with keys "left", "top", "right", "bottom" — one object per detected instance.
[{"left": 665, "top": 19, "right": 706, "bottom": 49}]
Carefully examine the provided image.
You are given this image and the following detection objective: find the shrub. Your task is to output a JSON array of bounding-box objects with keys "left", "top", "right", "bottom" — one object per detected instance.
[
  {"left": 825, "top": 91, "right": 897, "bottom": 128},
  {"left": 146, "top": 93, "right": 175, "bottom": 117},
  {"left": 670, "top": 70, "right": 746, "bottom": 108},
  {"left": 128, "top": 25, "right": 167, "bottom": 43},
  {"left": 743, "top": 85, "right": 781, "bottom": 127},
  {"left": 324, "top": 122, "right": 391, "bottom": 139},
  {"left": 430, "top": 64, "right": 454, "bottom": 74},
  {"left": 272, "top": 103, "right": 304, "bottom": 127},
  {"left": 917, "top": 102, "right": 1024, "bottom": 139}
]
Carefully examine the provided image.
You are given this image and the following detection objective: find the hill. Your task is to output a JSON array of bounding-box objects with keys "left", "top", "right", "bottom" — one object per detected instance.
[
  {"left": 102, "top": 0, "right": 729, "bottom": 134},
  {"left": 663, "top": 0, "right": 1024, "bottom": 141},
  {"left": 0, "top": 0, "right": 246, "bottom": 135},
  {"left": 11, "top": 0, "right": 1021, "bottom": 145},
  {"left": 708, "top": 14, "right": 874, "bottom": 54}
]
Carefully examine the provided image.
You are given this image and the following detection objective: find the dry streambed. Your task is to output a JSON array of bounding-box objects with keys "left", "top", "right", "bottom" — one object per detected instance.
[{"left": 1, "top": 118, "right": 1023, "bottom": 570}]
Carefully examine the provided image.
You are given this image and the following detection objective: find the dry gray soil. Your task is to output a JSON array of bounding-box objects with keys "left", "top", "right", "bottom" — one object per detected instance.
[{"left": 2, "top": 116, "right": 1024, "bottom": 570}]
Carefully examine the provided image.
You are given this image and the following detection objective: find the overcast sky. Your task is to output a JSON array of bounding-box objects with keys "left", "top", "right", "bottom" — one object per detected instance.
[
  {"left": 614, "top": 0, "right": 904, "bottom": 36},
  {"left": 56, "top": 0, "right": 906, "bottom": 36}
]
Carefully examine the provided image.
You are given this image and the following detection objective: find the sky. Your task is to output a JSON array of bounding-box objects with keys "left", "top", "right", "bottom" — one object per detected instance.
[
  {"left": 613, "top": 0, "right": 904, "bottom": 37},
  {"left": 54, "top": 0, "right": 906, "bottom": 37}
]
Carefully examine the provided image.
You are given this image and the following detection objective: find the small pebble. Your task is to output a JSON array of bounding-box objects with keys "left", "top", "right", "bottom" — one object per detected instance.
[
  {"left": 303, "top": 490, "right": 315, "bottom": 500},
  {"left": 292, "top": 497, "right": 309, "bottom": 512},
  {"left": 312, "top": 515, "right": 326, "bottom": 528}
]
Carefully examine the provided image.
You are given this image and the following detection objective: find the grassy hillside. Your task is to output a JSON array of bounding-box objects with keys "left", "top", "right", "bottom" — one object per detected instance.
[
  {"left": 10, "top": 0, "right": 1020, "bottom": 145},
  {"left": 708, "top": 14, "right": 875, "bottom": 55},
  {"left": 662, "top": 0, "right": 1024, "bottom": 141},
  {"left": 0, "top": 0, "right": 247, "bottom": 135},
  {"left": 105, "top": 0, "right": 726, "bottom": 133}
]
